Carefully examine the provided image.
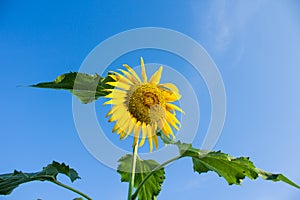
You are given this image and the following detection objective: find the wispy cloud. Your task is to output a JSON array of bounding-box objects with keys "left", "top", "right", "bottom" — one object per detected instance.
[
  {"left": 193, "top": 0, "right": 268, "bottom": 52},
  {"left": 210, "top": 0, "right": 232, "bottom": 51}
]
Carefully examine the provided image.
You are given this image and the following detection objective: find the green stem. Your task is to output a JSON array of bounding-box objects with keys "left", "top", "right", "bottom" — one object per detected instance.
[
  {"left": 52, "top": 180, "right": 92, "bottom": 200},
  {"left": 128, "top": 142, "right": 139, "bottom": 200},
  {"left": 131, "top": 155, "right": 183, "bottom": 200}
]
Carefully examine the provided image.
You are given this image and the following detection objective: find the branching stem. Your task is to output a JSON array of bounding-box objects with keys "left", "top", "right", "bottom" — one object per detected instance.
[{"left": 131, "top": 155, "right": 183, "bottom": 200}]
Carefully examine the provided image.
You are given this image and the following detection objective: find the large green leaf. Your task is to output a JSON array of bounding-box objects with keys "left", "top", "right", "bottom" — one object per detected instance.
[
  {"left": 176, "top": 142, "right": 300, "bottom": 188},
  {"left": 31, "top": 72, "right": 115, "bottom": 103},
  {"left": 0, "top": 161, "right": 80, "bottom": 195},
  {"left": 117, "top": 154, "right": 165, "bottom": 200}
]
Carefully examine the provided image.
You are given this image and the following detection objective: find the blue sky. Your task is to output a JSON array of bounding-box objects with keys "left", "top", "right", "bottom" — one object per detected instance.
[{"left": 1, "top": 0, "right": 300, "bottom": 199}]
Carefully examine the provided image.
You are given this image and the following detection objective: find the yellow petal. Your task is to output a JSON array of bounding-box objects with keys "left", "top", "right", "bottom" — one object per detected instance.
[
  {"left": 148, "top": 132, "right": 153, "bottom": 153},
  {"left": 108, "top": 105, "right": 126, "bottom": 122},
  {"left": 139, "top": 122, "right": 147, "bottom": 147},
  {"left": 113, "top": 105, "right": 128, "bottom": 118},
  {"left": 133, "top": 121, "right": 141, "bottom": 146},
  {"left": 157, "top": 120, "right": 167, "bottom": 137},
  {"left": 161, "top": 118, "right": 175, "bottom": 139},
  {"left": 123, "top": 64, "right": 142, "bottom": 82},
  {"left": 160, "top": 83, "right": 179, "bottom": 93},
  {"left": 105, "top": 90, "right": 127, "bottom": 99},
  {"left": 166, "top": 111, "right": 180, "bottom": 130},
  {"left": 108, "top": 74, "right": 117, "bottom": 81},
  {"left": 114, "top": 113, "right": 130, "bottom": 139},
  {"left": 149, "top": 66, "right": 163, "bottom": 84},
  {"left": 103, "top": 88, "right": 114, "bottom": 92},
  {"left": 108, "top": 115, "right": 117, "bottom": 122},
  {"left": 166, "top": 103, "right": 185, "bottom": 114},
  {"left": 116, "top": 114, "right": 130, "bottom": 133},
  {"left": 112, "top": 123, "right": 119, "bottom": 133},
  {"left": 140, "top": 57, "right": 147, "bottom": 82},
  {"left": 153, "top": 134, "right": 159, "bottom": 150},
  {"left": 119, "top": 130, "right": 127, "bottom": 139},
  {"left": 106, "top": 105, "right": 117, "bottom": 117},
  {"left": 162, "top": 90, "right": 181, "bottom": 102},
  {"left": 116, "top": 128, "right": 125, "bottom": 138},
  {"left": 103, "top": 98, "right": 126, "bottom": 105},
  {"left": 106, "top": 81, "right": 131, "bottom": 90},
  {"left": 113, "top": 72, "right": 133, "bottom": 85},
  {"left": 147, "top": 124, "right": 154, "bottom": 137},
  {"left": 119, "top": 69, "right": 139, "bottom": 84},
  {"left": 147, "top": 124, "right": 155, "bottom": 151},
  {"left": 126, "top": 117, "right": 136, "bottom": 137}
]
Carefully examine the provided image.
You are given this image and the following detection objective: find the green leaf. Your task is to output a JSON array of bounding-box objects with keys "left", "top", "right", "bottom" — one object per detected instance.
[
  {"left": 192, "top": 151, "right": 258, "bottom": 185},
  {"left": 31, "top": 72, "right": 115, "bottom": 103},
  {"left": 117, "top": 154, "right": 165, "bottom": 200},
  {"left": 0, "top": 161, "right": 80, "bottom": 195},
  {"left": 176, "top": 142, "right": 300, "bottom": 188}
]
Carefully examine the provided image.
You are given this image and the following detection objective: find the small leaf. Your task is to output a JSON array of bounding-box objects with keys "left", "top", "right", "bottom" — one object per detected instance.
[
  {"left": 0, "top": 161, "right": 80, "bottom": 195},
  {"left": 31, "top": 72, "right": 115, "bottom": 103},
  {"left": 43, "top": 161, "right": 80, "bottom": 182},
  {"left": 117, "top": 154, "right": 165, "bottom": 200},
  {"left": 176, "top": 142, "right": 300, "bottom": 188}
]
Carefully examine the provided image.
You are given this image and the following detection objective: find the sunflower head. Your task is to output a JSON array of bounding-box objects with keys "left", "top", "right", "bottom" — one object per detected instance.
[{"left": 104, "top": 57, "right": 184, "bottom": 152}]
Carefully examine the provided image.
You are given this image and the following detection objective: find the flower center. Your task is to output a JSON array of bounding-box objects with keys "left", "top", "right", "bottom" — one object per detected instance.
[
  {"left": 128, "top": 84, "right": 166, "bottom": 124},
  {"left": 143, "top": 92, "right": 159, "bottom": 107}
]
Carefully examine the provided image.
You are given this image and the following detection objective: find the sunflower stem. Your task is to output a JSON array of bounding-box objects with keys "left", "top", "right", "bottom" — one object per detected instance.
[
  {"left": 128, "top": 142, "right": 139, "bottom": 200},
  {"left": 131, "top": 155, "right": 183, "bottom": 200}
]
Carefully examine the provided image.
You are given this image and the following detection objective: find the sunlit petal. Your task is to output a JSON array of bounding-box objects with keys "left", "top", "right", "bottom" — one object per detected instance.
[
  {"left": 123, "top": 64, "right": 142, "bottom": 82},
  {"left": 166, "top": 103, "right": 185, "bottom": 114},
  {"left": 149, "top": 66, "right": 163, "bottom": 84},
  {"left": 106, "top": 81, "right": 131, "bottom": 90},
  {"left": 139, "top": 122, "right": 147, "bottom": 147},
  {"left": 140, "top": 57, "right": 147, "bottom": 83},
  {"left": 133, "top": 121, "right": 141, "bottom": 146}
]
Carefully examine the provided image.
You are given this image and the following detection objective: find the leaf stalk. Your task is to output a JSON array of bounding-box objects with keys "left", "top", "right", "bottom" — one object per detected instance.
[
  {"left": 52, "top": 180, "right": 92, "bottom": 200},
  {"left": 131, "top": 155, "right": 182, "bottom": 200}
]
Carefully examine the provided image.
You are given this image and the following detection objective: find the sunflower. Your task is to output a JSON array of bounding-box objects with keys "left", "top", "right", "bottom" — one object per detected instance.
[{"left": 104, "top": 57, "right": 184, "bottom": 152}]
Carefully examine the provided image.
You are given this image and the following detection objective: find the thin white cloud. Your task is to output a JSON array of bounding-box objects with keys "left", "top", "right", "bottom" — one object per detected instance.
[{"left": 193, "top": 0, "right": 268, "bottom": 52}]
